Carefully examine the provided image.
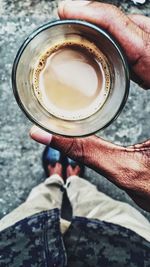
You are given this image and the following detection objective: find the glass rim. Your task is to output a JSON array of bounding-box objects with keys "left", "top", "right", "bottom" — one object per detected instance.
[{"left": 12, "top": 19, "right": 130, "bottom": 138}]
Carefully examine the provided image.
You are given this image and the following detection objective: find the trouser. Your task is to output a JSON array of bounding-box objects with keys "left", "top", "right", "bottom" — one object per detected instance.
[{"left": 0, "top": 174, "right": 150, "bottom": 241}]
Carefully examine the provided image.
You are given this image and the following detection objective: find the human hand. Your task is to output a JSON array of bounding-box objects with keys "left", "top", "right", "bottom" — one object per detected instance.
[
  {"left": 58, "top": 0, "right": 150, "bottom": 89},
  {"left": 30, "top": 126, "right": 150, "bottom": 212},
  {"left": 30, "top": 1, "right": 150, "bottom": 212}
]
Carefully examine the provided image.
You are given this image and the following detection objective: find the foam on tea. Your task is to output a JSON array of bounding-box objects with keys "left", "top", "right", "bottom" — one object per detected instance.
[{"left": 33, "top": 39, "right": 111, "bottom": 120}]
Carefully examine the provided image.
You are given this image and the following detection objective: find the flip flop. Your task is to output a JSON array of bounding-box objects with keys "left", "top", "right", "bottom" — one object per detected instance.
[{"left": 42, "top": 146, "right": 67, "bottom": 178}]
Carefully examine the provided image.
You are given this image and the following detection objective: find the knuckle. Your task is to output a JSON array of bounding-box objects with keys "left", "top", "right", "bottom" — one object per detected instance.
[
  {"left": 71, "top": 138, "right": 86, "bottom": 163},
  {"left": 110, "top": 4, "right": 119, "bottom": 13},
  {"left": 107, "top": 4, "right": 122, "bottom": 17},
  {"left": 142, "top": 31, "right": 150, "bottom": 49},
  {"left": 63, "top": 138, "right": 76, "bottom": 156},
  {"left": 62, "top": 138, "right": 86, "bottom": 163},
  {"left": 90, "top": 2, "right": 120, "bottom": 15}
]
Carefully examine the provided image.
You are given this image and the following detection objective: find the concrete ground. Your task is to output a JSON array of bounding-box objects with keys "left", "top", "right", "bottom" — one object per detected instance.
[{"left": 0, "top": 0, "right": 150, "bottom": 221}]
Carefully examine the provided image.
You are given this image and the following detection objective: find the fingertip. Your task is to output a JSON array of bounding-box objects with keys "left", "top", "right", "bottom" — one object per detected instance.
[
  {"left": 58, "top": 0, "right": 66, "bottom": 18},
  {"left": 58, "top": 0, "right": 90, "bottom": 18},
  {"left": 30, "top": 125, "right": 52, "bottom": 145}
]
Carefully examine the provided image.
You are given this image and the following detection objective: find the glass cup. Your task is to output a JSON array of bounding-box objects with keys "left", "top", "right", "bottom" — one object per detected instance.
[{"left": 12, "top": 20, "right": 130, "bottom": 137}]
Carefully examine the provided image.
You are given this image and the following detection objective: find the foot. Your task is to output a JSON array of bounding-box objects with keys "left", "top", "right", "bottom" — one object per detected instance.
[
  {"left": 48, "top": 162, "right": 63, "bottom": 177},
  {"left": 66, "top": 158, "right": 85, "bottom": 179},
  {"left": 66, "top": 165, "right": 81, "bottom": 178},
  {"left": 42, "top": 146, "right": 67, "bottom": 180}
]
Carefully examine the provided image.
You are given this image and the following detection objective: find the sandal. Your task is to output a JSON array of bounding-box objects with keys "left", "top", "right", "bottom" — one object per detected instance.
[
  {"left": 67, "top": 158, "right": 85, "bottom": 177},
  {"left": 42, "top": 146, "right": 67, "bottom": 178}
]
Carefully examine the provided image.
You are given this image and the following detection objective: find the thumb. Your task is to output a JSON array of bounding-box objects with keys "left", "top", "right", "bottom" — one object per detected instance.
[
  {"left": 58, "top": 1, "right": 150, "bottom": 89},
  {"left": 30, "top": 125, "right": 108, "bottom": 164},
  {"left": 30, "top": 125, "right": 125, "bottom": 185}
]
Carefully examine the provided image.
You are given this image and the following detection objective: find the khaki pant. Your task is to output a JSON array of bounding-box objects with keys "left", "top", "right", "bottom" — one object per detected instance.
[{"left": 0, "top": 175, "right": 150, "bottom": 241}]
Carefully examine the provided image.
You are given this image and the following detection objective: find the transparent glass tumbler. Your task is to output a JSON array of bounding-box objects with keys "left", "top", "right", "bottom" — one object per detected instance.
[{"left": 12, "top": 20, "right": 130, "bottom": 137}]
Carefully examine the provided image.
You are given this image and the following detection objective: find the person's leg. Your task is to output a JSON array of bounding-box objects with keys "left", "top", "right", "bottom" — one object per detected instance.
[
  {"left": 0, "top": 159, "right": 70, "bottom": 234},
  {"left": 66, "top": 168, "right": 150, "bottom": 242},
  {"left": 0, "top": 173, "right": 63, "bottom": 231}
]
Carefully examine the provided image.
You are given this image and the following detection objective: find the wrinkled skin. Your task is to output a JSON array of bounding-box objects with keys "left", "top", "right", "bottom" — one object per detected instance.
[{"left": 30, "top": 1, "right": 150, "bottom": 212}]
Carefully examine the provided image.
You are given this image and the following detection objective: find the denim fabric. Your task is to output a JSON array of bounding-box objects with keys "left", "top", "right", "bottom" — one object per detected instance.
[
  {"left": 0, "top": 209, "right": 149, "bottom": 267},
  {"left": 0, "top": 209, "right": 67, "bottom": 267},
  {"left": 64, "top": 216, "right": 150, "bottom": 267}
]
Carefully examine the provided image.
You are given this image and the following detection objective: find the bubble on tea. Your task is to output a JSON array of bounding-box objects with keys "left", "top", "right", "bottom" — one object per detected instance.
[{"left": 33, "top": 38, "right": 111, "bottom": 120}]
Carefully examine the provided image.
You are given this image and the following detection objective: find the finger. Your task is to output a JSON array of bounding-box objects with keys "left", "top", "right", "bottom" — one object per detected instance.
[
  {"left": 58, "top": 1, "right": 144, "bottom": 63},
  {"left": 127, "top": 139, "right": 150, "bottom": 150},
  {"left": 30, "top": 125, "right": 108, "bottom": 165},
  {"left": 29, "top": 125, "right": 53, "bottom": 145},
  {"left": 58, "top": 1, "right": 150, "bottom": 89},
  {"left": 129, "top": 14, "right": 150, "bottom": 33},
  {"left": 30, "top": 125, "right": 125, "bottom": 186}
]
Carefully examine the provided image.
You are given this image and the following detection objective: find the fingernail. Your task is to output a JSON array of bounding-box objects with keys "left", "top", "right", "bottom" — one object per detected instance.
[
  {"left": 30, "top": 125, "right": 52, "bottom": 145},
  {"left": 66, "top": 0, "right": 90, "bottom": 6},
  {"left": 59, "top": 0, "right": 89, "bottom": 13}
]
